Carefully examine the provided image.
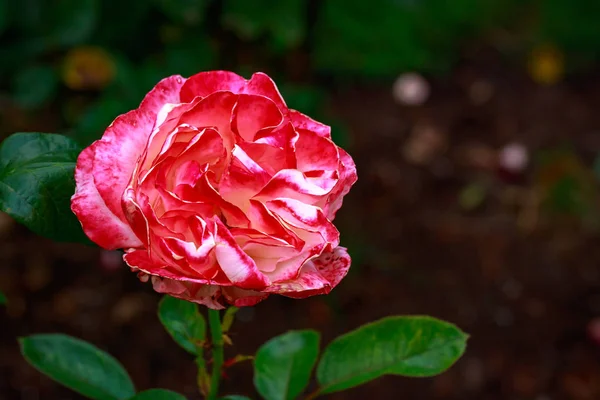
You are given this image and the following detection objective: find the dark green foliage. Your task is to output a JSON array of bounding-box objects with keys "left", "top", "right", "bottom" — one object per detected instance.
[{"left": 0, "top": 133, "right": 90, "bottom": 243}]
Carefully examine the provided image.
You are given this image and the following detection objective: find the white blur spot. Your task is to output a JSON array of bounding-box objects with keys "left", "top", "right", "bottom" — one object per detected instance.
[
  {"left": 499, "top": 143, "right": 528, "bottom": 173},
  {"left": 392, "top": 72, "right": 430, "bottom": 106}
]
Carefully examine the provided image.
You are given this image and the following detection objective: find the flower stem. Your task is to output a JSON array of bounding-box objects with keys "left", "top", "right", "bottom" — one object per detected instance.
[
  {"left": 195, "top": 354, "right": 208, "bottom": 397},
  {"left": 207, "top": 308, "right": 224, "bottom": 400}
]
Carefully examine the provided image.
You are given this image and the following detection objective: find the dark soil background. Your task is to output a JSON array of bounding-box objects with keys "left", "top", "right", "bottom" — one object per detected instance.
[{"left": 3, "top": 50, "right": 600, "bottom": 400}]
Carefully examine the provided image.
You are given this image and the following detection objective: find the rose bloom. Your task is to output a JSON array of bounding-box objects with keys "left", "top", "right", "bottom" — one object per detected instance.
[{"left": 71, "top": 71, "right": 357, "bottom": 309}]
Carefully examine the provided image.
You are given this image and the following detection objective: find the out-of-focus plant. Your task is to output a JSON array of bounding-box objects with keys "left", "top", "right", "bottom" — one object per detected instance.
[
  {"left": 312, "top": 0, "right": 502, "bottom": 76},
  {"left": 3, "top": 0, "right": 600, "bottom": 151},
  {"left": 535, "top": 149, "right": 599, "bottom": 222}
]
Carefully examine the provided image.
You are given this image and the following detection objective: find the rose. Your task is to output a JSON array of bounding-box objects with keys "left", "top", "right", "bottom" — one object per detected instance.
[{"left": 71, "top": 71, "right": 357, "bottom": 309}]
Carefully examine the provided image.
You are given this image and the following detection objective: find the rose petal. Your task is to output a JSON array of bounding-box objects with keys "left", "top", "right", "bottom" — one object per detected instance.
[
  {"left": 232, "top": 94, "right": 283, "bottom": 142},
  {"left": 323, "top": 148, "right": 358, "bottom": 219},
  {"left": 244, "top": 72, "right": 287, "bottom": 110},
  {"left": 180, "top": 71, "right": 247, "bottom": 103},
  {"left": 221, "top": 286, "right": 270, "bottom": 307},
  {"left": 72, "top": 76, "right": 185, "bottom": 249},
  {"left": 213, "top": 219, "right": 270, "bottom": 289},
  {"left": 246, "top": 200, "right": 304, "bottom": 249},
  {"left": 71, "top": 146, "right": 143, "bottom": 249},
  {"left": 265, "top": 247, "right": 351, "bottom": 297},
  {"left": 92, "top": 76, "right": 185, "bottom": 224},
  {"left": 150, "top": 277, "right": 226, "bottom": 309},
  {"left": 125, "top": 248, "right": 224, "bottom": 285},
  {"left": 219, "top": 145, "right": 271, "bottom": 212},
  {"left": 265, "top": 198, "right": 339, "bottom": 245},
  {"left": 179, "top": 91, "right": 238, "bottom": 153},
  {"left": 256, "top": 169, "right": 336, "bottom": 208},
  {"left": 295, "top": 130, "right": 340, "bottom": 173},
  {"left": 289, "top": 109, "right": 331, "bottom": 138},
  {"left": 181, "top": 71, "right": 287, "bottom": 111}
]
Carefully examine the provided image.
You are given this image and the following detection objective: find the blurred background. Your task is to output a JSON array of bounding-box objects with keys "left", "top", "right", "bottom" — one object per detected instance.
[{"left": 2, "top": 0, "right": 600, "bottom": 399}]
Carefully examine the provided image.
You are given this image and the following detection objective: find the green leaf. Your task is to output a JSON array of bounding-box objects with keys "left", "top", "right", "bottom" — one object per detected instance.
[
  {"left": 253, "top": 330, "right": 320, "bottom": 400},
  {"left": 0, "top": 133, "right": 90, "bottom": 243},
  {"left": 19, "top": 334, "right": 135, "bottom": 400},
  {"left": 128, "top": 389, "right": 186, "bottom": 400},
  {"left": 0, "top": 290, "right": 6, "bottom": 305},
  {"left": 12, "top": 65, "right": 58, "bottom": 109},
  {"left": 158, "top": 295, "right": 206, "bottom": 355},
  {"left": 316, "top": 316, "right": 468, "bottom": 394}
]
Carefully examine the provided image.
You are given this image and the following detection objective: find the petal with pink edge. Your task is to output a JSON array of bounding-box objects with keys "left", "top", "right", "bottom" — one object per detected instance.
[
  {"left": 243, "top": 72, "right": 287, "bottom": 110},
  {"left": 232, "top": 94, "right": 283, "bottom": 142},
  {"left": 71, "top": 146, "right": 143, "bottom": 249},
  {"left": 266, "top": 247, "right": 351, "bottom": 298},
  {"left": 178, "top": 91, "right": 238, "bottom": 152},
  {"left": 295, "top": 130, "right": 340, "bottom": 173},
  {"left": 72, "top": 76, "right": 185, "bottom": 249},
  {"left": 323, "top": 148, "right": 358, "bottom": 220},
  {"left": 180, "top": 70, "right": 247, "bottom": 103},
  {"left": 257, "top": 169, "right": 336, "bottom": 208},
  {"left": 289, "top": 110, "right": 331, "bottom": 138},
  {"left": 265, "top": 198, "right": 339, "bottom": 244},
  {"left": 93, "top": 76, "right": 185, "bottom": 223},
  {"left": 213, "top": 219, "right": 270, "bottom": 289},
  {"left": 125, "top": 248, "right": 228, "bottom": 285},
  {"left": 150, "top": 277, "right": 226, "bottom": 309},
  {"left": 222, "top": 287, "right": 270, "bottom": 307}
]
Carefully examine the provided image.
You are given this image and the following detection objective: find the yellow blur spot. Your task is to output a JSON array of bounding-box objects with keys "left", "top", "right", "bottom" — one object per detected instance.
[
  {"left": 62, "top": 46, "right": 116, "bottom": 91},
  {"left": 528, "top": 45, "right": 564, "bottom": 85}
]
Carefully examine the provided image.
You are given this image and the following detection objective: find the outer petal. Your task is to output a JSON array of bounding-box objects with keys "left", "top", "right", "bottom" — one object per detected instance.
[
  {"left": 323, "top": 148, "right": 358, "bottom": 220},
  {"left": 72, "top": 75, "right": 185, "bottom": 249},
  {"left": 148, "top": 279, "right": 270, "bottom": 309},
  {"left": 221, "top": 287, "right": 270, "bottom": 307},
  {"left": 289, "top": 110, "right": 331, "bottom": 138},
  {"left": 266, "top": 247, "right": 351, "bottom": 297},
  {"left": 150, "top": 277, "right": 226, "bottom": 309},
  {"left": 243, "top": 73, "right": 287, "bottom": 110},
  {"left": 93, "top": 76, "right": 185, "bottom": 222},
  {"left": 295, "top": 130, "right": 340, "bottom": 173},
  {"left": 180, "top": 71, "right": 247, "bottom": 103},
  {"left": 71, "top": 146, "right": 143, "bottom": 249},
  {"left": 180, "top": 71, "right": 287, "bottom": 110}
]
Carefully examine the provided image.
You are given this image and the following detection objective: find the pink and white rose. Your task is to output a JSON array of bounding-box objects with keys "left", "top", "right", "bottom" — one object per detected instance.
[{"left": 71, "top": 71, "right": 357, "bottom": 309}]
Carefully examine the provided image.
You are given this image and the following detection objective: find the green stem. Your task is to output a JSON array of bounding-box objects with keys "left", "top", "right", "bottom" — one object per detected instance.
[
  {"left": 195, "top": 354, "right": 208, "bottom": 396},
  {"left": 207, "top": 308, "right": 224, "bottom": 400}
]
